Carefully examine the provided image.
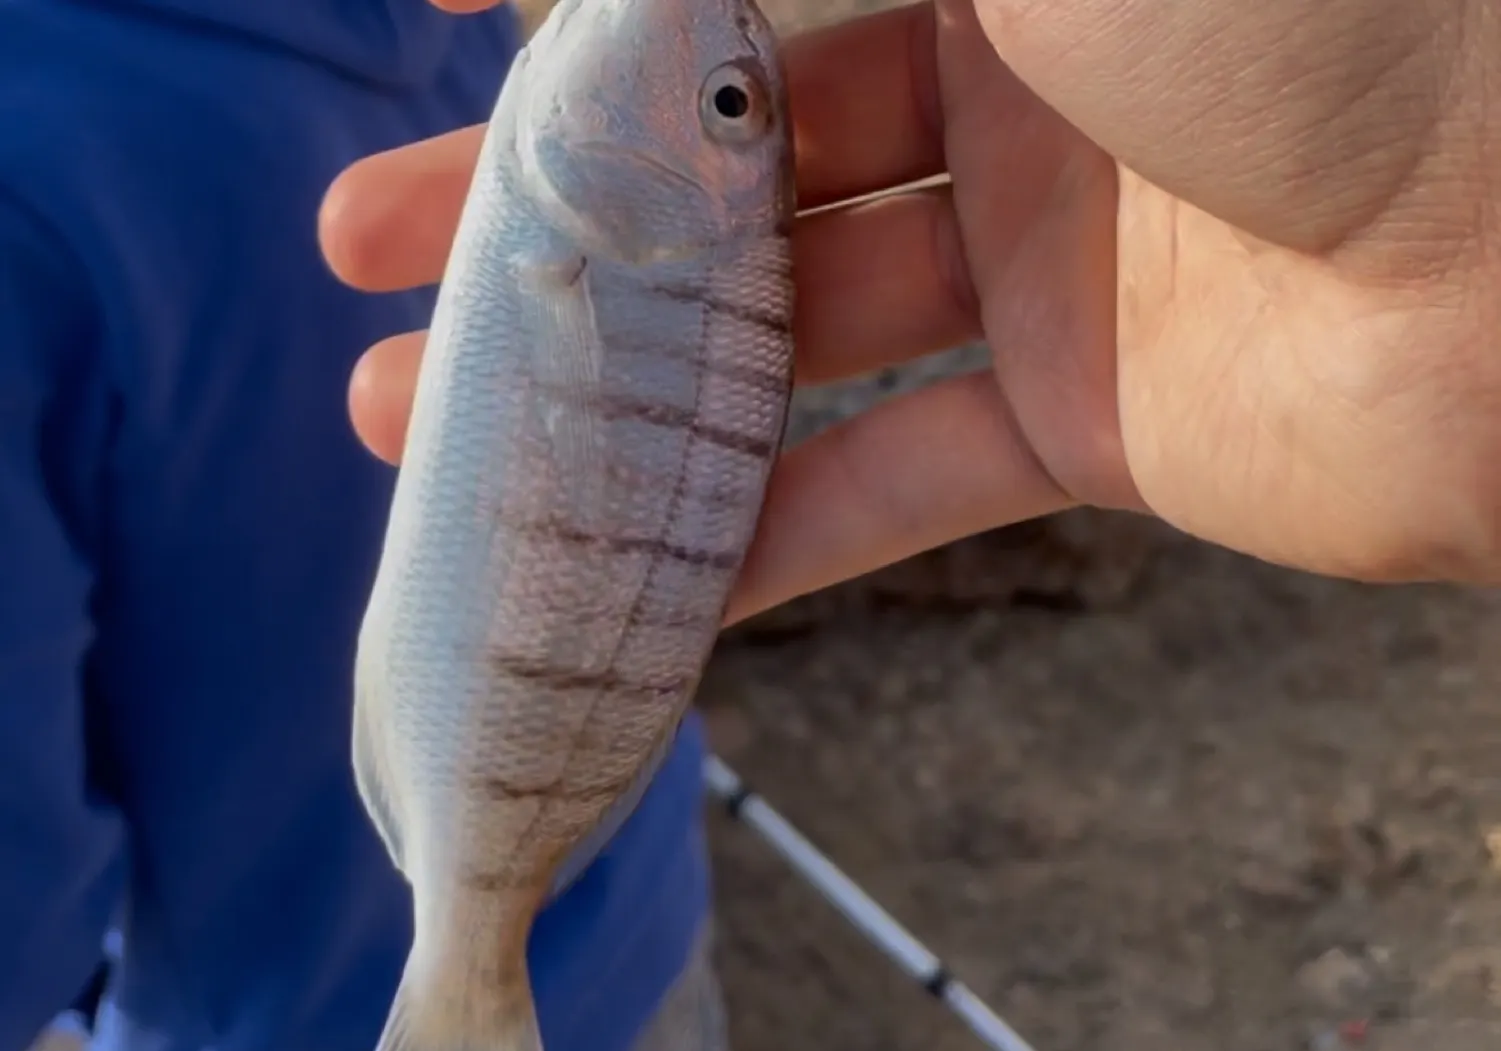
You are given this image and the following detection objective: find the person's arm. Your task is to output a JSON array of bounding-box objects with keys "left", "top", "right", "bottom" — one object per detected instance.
[{"left": 0, "top": 191, "right": 126, "bottom": 1051}]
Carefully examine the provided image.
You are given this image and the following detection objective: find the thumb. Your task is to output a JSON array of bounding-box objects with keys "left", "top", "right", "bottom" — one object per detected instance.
[{"left": 969, "top": 0, "right": 1455, "bottom": 255}]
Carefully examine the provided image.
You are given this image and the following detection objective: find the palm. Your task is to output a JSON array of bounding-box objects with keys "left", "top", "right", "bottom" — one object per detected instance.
[
  {"left": 1113, "top": 179, "right": 1449, "bottom": 580},
  {"left": 938, "top": 0, "right": 1499, "bottom": 582}
]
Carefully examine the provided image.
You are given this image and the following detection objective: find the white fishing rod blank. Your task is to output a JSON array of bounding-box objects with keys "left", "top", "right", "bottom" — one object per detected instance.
[{"left": 703, "top": 754, "right": 1040, "bottom": 1051}]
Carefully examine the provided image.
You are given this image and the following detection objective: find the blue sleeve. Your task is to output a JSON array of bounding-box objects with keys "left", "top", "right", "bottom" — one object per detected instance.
[{"left": 0, "top": 191, "right": 127, "bottom": 1051}]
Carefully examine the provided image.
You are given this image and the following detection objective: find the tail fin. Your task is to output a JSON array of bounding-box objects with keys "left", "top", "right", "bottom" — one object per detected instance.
[{"left": 374, "top": 938, "right": 542, "bottom": 1051}]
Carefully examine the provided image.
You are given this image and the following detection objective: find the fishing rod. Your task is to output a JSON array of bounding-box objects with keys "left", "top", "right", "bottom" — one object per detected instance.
[{"left": 703, "top": 754, "right": 1041, "bottom": 1051}]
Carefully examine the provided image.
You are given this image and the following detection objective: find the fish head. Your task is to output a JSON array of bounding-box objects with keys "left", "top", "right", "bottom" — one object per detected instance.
[{"left": 515, "top": 0, "right": 794, "bottom": 263}]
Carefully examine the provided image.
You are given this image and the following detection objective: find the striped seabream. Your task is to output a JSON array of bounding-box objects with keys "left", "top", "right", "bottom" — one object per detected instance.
[{"left": 348, "top": 0, "right": 796, "bottom": 1046}]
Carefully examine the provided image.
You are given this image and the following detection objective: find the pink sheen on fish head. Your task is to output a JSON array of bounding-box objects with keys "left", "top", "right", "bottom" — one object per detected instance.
[{"left": 513, "top": 0, "right": 794, "bottom": 262}]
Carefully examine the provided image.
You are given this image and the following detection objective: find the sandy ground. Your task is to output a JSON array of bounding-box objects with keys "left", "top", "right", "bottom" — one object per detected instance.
[{"left": 705, "top": 514, "right": 1501, "bottom": 1051}]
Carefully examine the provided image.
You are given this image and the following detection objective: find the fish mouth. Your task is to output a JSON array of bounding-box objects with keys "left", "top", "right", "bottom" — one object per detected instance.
[{"left": 732, "top": 0, "right": 782, "bottom": 67}]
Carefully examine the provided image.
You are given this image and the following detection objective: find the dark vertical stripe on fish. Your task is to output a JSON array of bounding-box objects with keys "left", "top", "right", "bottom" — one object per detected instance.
[{"left": 594, "top": 393, "right": 775, "bottom": 460}]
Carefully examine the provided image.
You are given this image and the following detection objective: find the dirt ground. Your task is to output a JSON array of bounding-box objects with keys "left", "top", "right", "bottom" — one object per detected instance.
[
  {"left": 684, "top": 3, "right": 1501, "bottom": 1049},
  {"left": 705, "top": 509, "right": 1501, "bottom": 1051}
]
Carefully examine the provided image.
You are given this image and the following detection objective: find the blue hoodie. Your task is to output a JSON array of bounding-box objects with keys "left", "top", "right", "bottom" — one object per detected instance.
[{"left": 0, "top": 4, "right": 710, "bottom": 1051}]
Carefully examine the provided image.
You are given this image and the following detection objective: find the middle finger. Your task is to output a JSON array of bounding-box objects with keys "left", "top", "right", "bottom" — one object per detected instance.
[{"left": 321, "top": 2, "right": 946, "bottom": 293}]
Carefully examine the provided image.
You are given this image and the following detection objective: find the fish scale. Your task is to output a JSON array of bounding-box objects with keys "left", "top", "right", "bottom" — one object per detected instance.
[{"left": 349, "top": 0, "right": 796, "bottom": 1045}]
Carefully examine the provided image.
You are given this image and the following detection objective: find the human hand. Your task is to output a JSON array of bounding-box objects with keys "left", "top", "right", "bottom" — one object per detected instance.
[{"left": 320, "top": 0, "right": 1501, "bottom": 625}]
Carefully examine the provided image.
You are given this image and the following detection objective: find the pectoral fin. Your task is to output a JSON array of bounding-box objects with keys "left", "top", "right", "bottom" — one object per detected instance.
[
  {"left": 515, "top": 237, "right": 608, "bottom": 527},
  {"left": 353, "top": 694, "right": 406, "bottom": 875}
]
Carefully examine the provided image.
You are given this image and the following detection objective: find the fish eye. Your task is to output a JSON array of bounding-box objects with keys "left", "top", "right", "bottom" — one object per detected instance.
[{"left": 700, "top": 61, "right": 772, "bottom": 145}]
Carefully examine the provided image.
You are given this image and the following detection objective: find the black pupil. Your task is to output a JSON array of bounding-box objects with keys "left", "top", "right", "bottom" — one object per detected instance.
[{"left": 713, "top": 84, "right": 750, "bottom": 120}]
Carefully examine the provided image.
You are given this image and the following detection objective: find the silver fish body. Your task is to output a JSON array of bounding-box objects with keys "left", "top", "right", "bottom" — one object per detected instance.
[{"left": 350, "top": 0, "right": 796, "bottom": 1048}]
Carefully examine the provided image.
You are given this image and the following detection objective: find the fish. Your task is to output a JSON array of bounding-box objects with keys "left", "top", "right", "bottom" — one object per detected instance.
[{"left": 348, "top": 0, "right": 797, "bottom": 1046}]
